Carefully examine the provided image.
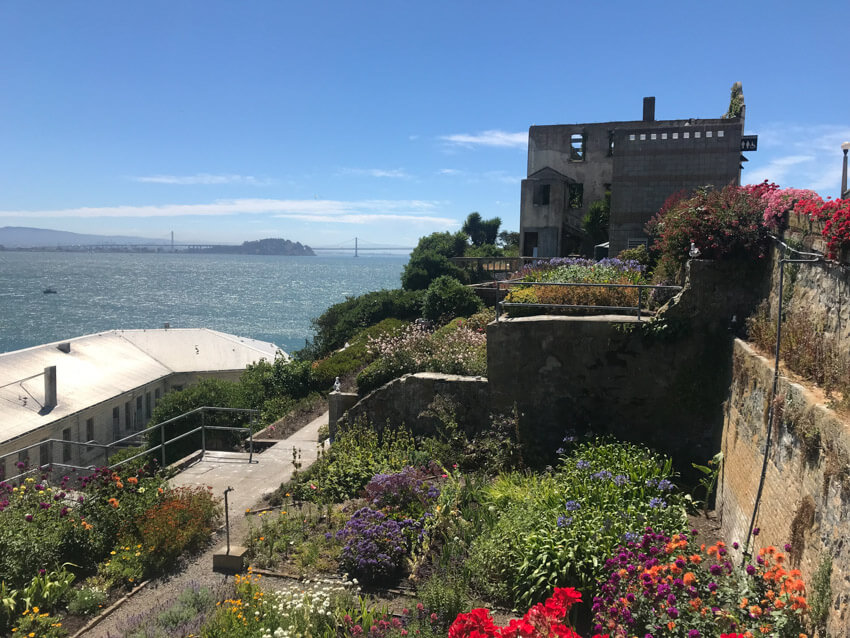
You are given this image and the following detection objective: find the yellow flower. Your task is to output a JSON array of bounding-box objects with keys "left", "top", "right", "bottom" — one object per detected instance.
[{"left": 32, "top": 607, "right": 39, "bottom": 613}]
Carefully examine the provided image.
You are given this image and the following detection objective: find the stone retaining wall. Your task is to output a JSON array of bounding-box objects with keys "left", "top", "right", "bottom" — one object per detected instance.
[{"left": 717, "top": 339, "right": 850, "bottom": 633}]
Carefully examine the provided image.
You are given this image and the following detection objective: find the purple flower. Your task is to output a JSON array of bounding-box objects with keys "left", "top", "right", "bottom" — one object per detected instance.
[
  {"left": 576, "top": 460, "right": 590, "bottom": 469},
  {"left": 746, "top": 564, "right": 756, "bottom": 575},
  {"left": 613, "top": 474, "right": 630, "bottom": 486},
  {"left": 688, "top": 631, "right": 700, "bottom": 638},
  {"left": 24, "top": 514, "right": 33, "bottom": 522},
  {"left": 657, "top": 479, "right": 673, "bottom": 491},
  {"left": 557, "top": 515, "right": 572, "bottom": 528},
  {"left": 732, "top": 541, "right": 739, "bottom": 549},
  {"left": 648, "top": 497, "right": 667, "bottom": 509},
  {"left": 784, "top": 543, "right": 792, "bottom": 552},
  {"left": 565, "top": 500, "right": 581, "bottom": 511},
  {"left": 753, "top": 527, "right": 760, "bottom": 536}
]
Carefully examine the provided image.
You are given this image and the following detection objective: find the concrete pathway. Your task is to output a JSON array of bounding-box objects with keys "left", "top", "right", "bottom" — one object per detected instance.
[{"left": 90, "top": 411, "right": 328, "bottom": 637}]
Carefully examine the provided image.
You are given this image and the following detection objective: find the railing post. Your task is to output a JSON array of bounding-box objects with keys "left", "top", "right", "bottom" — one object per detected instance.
[
  {"left": 249, "top": 424, "right": 254, "bottom": 464},
  {"left": 201, "top": 410, "right": 206, "bottom": 459},
  {"left": 637, "top": 287, "right": 643, "bottom": 320},
  {"left": 161, "top": 421, "right": 166, "bottom": 468},
  {"left": 495, "top": 280, "right": 501, "bottom": 322}
]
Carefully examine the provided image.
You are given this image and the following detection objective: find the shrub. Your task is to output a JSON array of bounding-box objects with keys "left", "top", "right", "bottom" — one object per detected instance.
[
  {"left": 402, "top": 251, "right": 468, "bottom": 291},
  {"left": 467, "top": 439, "right": 687, "bottom": 607},
  {"left": 67, "top": 585, "right": 108, "bottom": 616},
  {"left": 304, "top": 288, "right": 425, "bottom": 358},
  {"left": 365, "top": 466, "right": 441, "bottom": 519},
  {"left": 645, "top": 183, "right": 771, "bottom": 280},
  {"left": 356, "top": 321, "right": 487, "bottom": 394},
  {"left": 422, "top": 275, "right": 483, "bottom": 324},
  {"left": 336, "top": 507, "right": 415, "bottom": 583},
  {"left": 592, "top": 530, "right": 807, "bottom": 637},
  {"left": 288, "top": 422, "right": 423, "bottom": 503}
]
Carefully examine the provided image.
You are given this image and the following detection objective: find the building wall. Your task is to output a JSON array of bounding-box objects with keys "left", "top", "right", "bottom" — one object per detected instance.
[
  {"left": 609, "top": 119, "right": 743, "bottom": 254},
  {"left": 0, "top": 369, "right": 243, "bottom": 479},
  {"left": 717, "top": 340, "right": 850, "bottom": 634},
  {"left": 519, "top": 108, "right": 744, "bottom": 258}
]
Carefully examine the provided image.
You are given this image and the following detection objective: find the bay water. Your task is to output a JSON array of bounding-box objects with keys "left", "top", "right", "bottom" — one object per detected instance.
[{"left": 0, "top": 252, "right": 407, "bottom": 355}]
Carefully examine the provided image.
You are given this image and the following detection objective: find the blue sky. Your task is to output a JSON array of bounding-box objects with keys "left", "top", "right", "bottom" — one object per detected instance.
[{"left": 1, "top": 1, "right": 848, "bottom": 248}]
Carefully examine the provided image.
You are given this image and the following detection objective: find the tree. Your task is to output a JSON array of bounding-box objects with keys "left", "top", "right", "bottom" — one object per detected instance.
[
  {"left": 462, "top": 212, "right": 502, "bottom": 247},
  {"left": 401, "top": 231, "right": 469, "bottom": 291},
  {"left": 582, "top": 191, "right": 610, "bottom": 249},
  {"left": 421, "top": 275, "right": 483, "bottom": 324}
]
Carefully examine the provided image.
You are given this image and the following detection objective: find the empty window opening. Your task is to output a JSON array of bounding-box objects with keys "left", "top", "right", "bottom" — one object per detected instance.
[
  {"left": 39, "top": 442, "right": 50, "bottom": 468},
  {"left": 661, "top": 133, "right": 668, "bottom": 140},
  {"left": 523, "top": 232, "right": 539, "bottom": 258},
  {"left": 62, "top": 427, "right": 72, "bottom": 463},
  {"left": 672, "top": 132, "right": 679, "bottom": 139},
  {"left": 695, "top": 131, "right": 701, "bottom": 138},
  {"left": 568, "top": 183, "right": 584, "bottom": 209},
  {"left": 87, "top": 417, "right": 95, "bottom": 443},
  {"left": 570, "top": 133, "right": 586, "bottom": 161},
  {"left": 683, "top": 132, "right": 690, "bottom": 139},
  {"left": 706, "top": 131, "right": 713, "bottom": 138},
  {"left": 608, "top": 131, "right": 615, "bottom": 156},
  {"left": 533, "top": 184, "right": 551, "bottom": 206},
  {"left": 629, "top": 134, "right": 636, "bottom": 141},
  {"left": 627, "top": 238, "right": 648, "bottom": 249},
  {"left": 640, "top": 133, "right": 646, "bottom": 141},
  {"left": 650, "top": 133, "right": 657, "bottom": 140},
  {"left": 717, "top": 130, "right": 725, "bottom": 137}
]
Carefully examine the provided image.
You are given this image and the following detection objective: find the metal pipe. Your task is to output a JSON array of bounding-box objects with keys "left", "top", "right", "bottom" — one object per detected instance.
[{"left": 223, "top": 486, "right": 234, "bottom": 554}]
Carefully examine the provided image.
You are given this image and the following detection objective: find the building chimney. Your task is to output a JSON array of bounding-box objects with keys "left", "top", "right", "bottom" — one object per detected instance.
[
  {"left": 643, "top": 96, "right": 656, "bottom": 122},
  {"left": 57, "top": 342, "right": 70, "bottom": 353},
  {"left": 44, "top": 366, "right": 57, "bottom": 409}
]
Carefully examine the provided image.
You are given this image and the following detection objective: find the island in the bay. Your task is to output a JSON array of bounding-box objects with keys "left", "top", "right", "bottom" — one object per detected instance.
[{"left": 197, "top": 238, "right": 315, "bottom": 256}]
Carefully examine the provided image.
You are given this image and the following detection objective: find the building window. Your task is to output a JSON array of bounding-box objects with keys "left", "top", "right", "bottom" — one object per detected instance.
[
  {"left": 640, "top": 133, "right": 646, "bottom": 141},
  {"left": 568, "top": 183, "right": 584, "bottom": 209},
  {"left": 627, "top": 238, "right": 648, "bottom": 249},
  {"left": 125, "top": 400, "right": 132, "bottom": 429},
  {"left": 650, "top": 133, "right": 657, "bottom": 140},
  {"left": 629, "top": 134, "right": 636, "bottom": 141},
  {"left": 523, "top": 232, "right": 539, "bottom": 257},
  {"left": 18, "top": 450, "right": 29, "bottom": 467},
  {"left": 172, "top": 385, "right": 183, "bottom": 392},
  {"left": 706, "top": 131, "right": 713, "bottom": 138},
  {"left": 155, "top": 388, "right": 161, "bottom": 405},
  {"left": 672, "top": 132, "right": 679, "bottom": 139},
  {"left": 87, "top": 417, "right": 95, "bottom": 444},
  {"left": 39, "top": 442, "right": 50, "bottom": 468},
  {"left": 695, "top": 131, "right": 701, "bottom": 139},
  {"left": 145, "top": 392, "right": 152, "bottom": 419},
  {"left": 570, "top": 133, "right": 586, "bottom": 161},
  {"left": 533, "top": 184, "right": 550, "bottom": 206},
  {"left": 661, "top": 133, "right": 668, "bottom": 140},
  {"left": 608, "top": 131, "right": 615, "bottom": 156},
  {"left": 113, "top": 406, "right": 120, "bottom": 438},
  {"left": 683, "top": 132, "right": 690, "bottom": 139},
  {"left": 717, "top": 130, "right": 725, "bottom": 137},
  {"left": 136, "top": 396, "right": 144, "bottom": 430},
  {"left": 62, "top": 427, "right": 72, "bottom": 463}
]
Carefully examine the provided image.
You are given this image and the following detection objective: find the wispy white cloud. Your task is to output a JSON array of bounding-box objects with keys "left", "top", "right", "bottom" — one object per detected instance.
[
  {"left": 745, "top": 123, "right": 850, "bottom": 195},
  {"left": 0, "top": 198, "right": 453, "bottom": 225},
  {"left": 440, "top": 130, "right": 527, "bottom": 149},
  {"left": 438, "top": 168, "right": 462, "bottom": 175},
  {"left": 133, "top": 173, "right": 269, "bottom": 185},
  {"left": 437, "top": 168, "right": 521, "bottom": 184},
  {"left": 340, "top": 168, "right": 411, "bottom": 179}
]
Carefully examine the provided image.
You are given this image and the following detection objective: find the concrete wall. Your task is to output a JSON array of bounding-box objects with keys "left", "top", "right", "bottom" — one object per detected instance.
[
  {"left": 338, "top": 372, "right": 490, "bottom": 438},
  {"left": 718, "top": 340, "right": 850, "bottom": 634}
]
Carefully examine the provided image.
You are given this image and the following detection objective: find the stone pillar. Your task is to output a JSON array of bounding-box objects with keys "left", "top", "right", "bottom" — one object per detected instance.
[{"left": 328, "top": 392, "right": 358, "bottom": 442}]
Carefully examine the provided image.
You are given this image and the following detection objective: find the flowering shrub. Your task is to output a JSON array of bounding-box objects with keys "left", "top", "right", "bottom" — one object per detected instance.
[
  {"left": 365, "top": 465, "right": 442, "bottom": 519},
  {"left": 795, "top": 196, "right": 850, "bottom": 259},
  {"left": 468, "top": 440, "right": 687, "bottom": 607},
  {"left": 592, "top": 529, "right": 807, "bottom": 637},
  {"left": 757, "top": 185, "right": 822, "bottom": 229},
  {"left": 336, "top": 507, "right": 416, "bottom": 583},
  {"left": 357, "top": 321, "right": 486, "bottom": 394},
  {"left": 645, "top": 184, "right": 771, "bottom": 279},
  {"left": 505, "top": 258, "right": 648, "bottom": 316},
  {"left": 449, "top": 587, "right": 607, "bottom": 638}
]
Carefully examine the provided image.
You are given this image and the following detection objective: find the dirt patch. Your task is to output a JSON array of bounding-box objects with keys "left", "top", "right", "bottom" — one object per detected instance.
[{"left": 688, "top": 510, "right": 723, "bottom": 546}]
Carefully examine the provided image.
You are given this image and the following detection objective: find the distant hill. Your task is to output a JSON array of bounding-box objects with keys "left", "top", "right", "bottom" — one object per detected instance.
[
  {"left": 199, "top": 238, "right": 314, "bottom": 256},
  {"left": 0, "top": 226, "right": 171, "bottom": 248}
]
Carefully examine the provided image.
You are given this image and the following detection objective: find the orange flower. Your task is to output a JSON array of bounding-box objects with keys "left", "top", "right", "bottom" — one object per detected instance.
[
  {"left": 667, "top": 622, "right": 675, "bottom": 631},
  {"left": 683, "top": 572, "right": 696, "bottom": 586},
  {"left": 116, "top": 481, "right": 124, "bottom": 489},
  {"left": 689, "top": 554, "right": 703, "bottom": 564},
  {"left": 107, "top": 497, "right": 119, "bottom": 508},
  {"left": 739, "top": 597, "right": 749, "bottom": 609},
  {"left": 749, "top": 605, "right": 763, "bottom": 617},
  {"left": 127, "top": 477, "right": 138, "bottom": 485}
]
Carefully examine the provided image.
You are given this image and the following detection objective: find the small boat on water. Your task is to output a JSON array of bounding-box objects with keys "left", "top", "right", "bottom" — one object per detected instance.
[{"left": 43, "top": 287, "right": 57, "bottom": 294}]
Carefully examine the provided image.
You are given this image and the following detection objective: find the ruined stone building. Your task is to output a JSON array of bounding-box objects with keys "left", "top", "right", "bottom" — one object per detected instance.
[{"left": 519, "top": 85, "right": 747, "bottom": 257}]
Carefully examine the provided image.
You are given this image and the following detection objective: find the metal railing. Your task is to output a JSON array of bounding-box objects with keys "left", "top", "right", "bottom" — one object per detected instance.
[
  {"left": 494, "top": 280, "right": 682, "bottom": 321},
  {"left": 0, "top": 406, "right": 259, "bottom": 484}
]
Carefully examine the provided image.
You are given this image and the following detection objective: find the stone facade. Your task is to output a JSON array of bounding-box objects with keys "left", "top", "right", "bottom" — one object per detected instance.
[
  {"left": 337, "top": 373, "right": 490, "bottom": 438},
  {"left": 519, "top": 92, "right": 745, "bottom": 257},
  {"left": 717, "top": 340, "right": 850, "bottom": 634}
]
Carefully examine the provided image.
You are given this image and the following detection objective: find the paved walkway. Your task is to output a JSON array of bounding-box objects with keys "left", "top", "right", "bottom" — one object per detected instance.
[{"left": 90, "top": 411, "right": 328, "bottom": 637}]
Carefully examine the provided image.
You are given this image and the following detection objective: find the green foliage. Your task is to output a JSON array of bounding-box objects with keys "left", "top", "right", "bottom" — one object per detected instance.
[
  {"left": 497, "top": 230, "right": 520, "bottom": 252},
  {"left": 417, "top": 571, "right": 473, "bottom": 629},
  {"left": 66, "top": 585, "right": 107, "bottom": 616},
  {"left": 402, "top": 250, "right": 468, "bottom": 291},
  {"left": 462, "top": 212, "right": 502, "bottom": 247},
  {"left": 247, "top": 505, "right": 343, "bottom": 574},
  {"left": 145, "top": 379, "right": 250, "bottom": 464},
  {"left": 287, "top": 422, "right": 423, "bottom": 503},
  {"left": 304, "top": 288, "right": 425, "bottom": 357},
  {"left": 402, "top": 231, "right": 470, "bottom": 291},
  {"left": 691, "top": 451, "right": 723, "bottom": 514},
  {"left": 809, "top": 554, "right": 833, "bottom": 637},
  {"left": 467, "top": 439, "right": 687, "bottom": 607},
  {"left": 582, "top": 191, "right": 610, "bottom": 247},
  {"left": 616, "top": 243, "right": 652, "bottom": 269},
  {"left": 421, "top": 275, "right": 483, "bottom": 324}
]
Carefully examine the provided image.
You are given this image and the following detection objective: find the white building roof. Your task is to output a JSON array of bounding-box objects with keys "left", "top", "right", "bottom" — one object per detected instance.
[{"left": 0, "top": 329, "right": 283, "bottom": 445}]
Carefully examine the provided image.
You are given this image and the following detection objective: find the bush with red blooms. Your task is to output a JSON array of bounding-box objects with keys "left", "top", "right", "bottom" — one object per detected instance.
[
  {"left": 795, "top": 196, "right": 850, "bottom": 259},
  {"left": 448, "top": 587, "right": 608, "bottom": 638}
]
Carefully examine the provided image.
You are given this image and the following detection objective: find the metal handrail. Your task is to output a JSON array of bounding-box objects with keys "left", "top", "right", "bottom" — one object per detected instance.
[
  {"left": 1, "top": 406, "right": 259, "bottom": 483},
  {"left": 494, "top": 280, "right": 682, "bottom": 321}
]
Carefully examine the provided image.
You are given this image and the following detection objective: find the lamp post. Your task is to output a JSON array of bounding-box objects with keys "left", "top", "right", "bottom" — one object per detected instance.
[{"left": 842, "top": 141, "right": 850, "bottom": 199}]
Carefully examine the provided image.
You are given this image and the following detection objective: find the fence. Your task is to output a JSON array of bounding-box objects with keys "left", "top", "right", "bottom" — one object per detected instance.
[
  {"left": 0, "top": 406, "right": 259, "bottom": 484},
  {"left": 494, "top": 280, "right": 682, "bottom": 321}
]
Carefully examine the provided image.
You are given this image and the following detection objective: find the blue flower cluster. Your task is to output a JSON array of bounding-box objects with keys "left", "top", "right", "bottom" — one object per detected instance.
[
  {"left": 364, "top": 466, "right": 440, "bottom": 517},
  {"left": 336, "top": 507, "right": 415, "bottom": 583}
]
